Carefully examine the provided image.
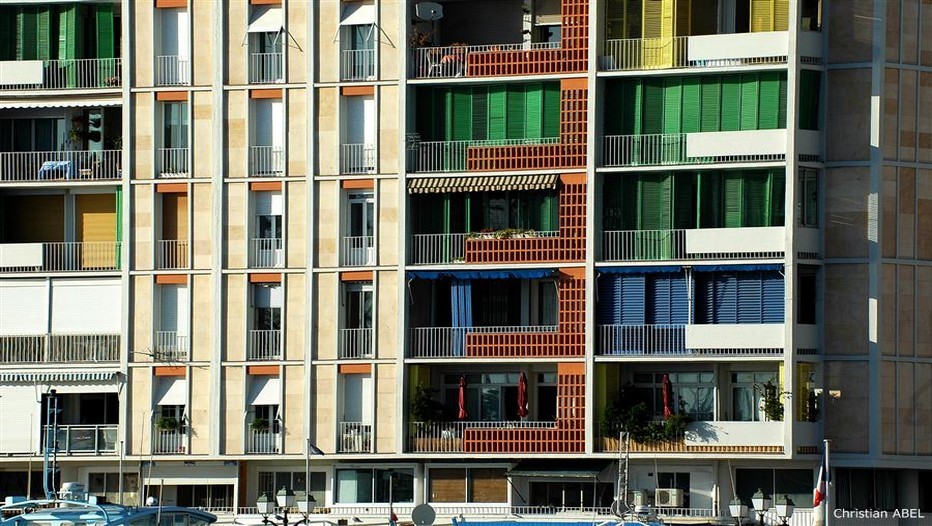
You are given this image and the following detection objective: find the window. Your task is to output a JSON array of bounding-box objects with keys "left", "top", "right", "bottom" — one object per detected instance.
[
  {"left": 341, "top": 96, "right": 376, "bottom": 174},
  {"left": 731, "top": 372, "right": 777, "bottom": 421},
  {"left": 657, "top": 472, "right": 690, "bottom": 507},
  {"left": 735, "top": 469, "right": 813, "bottom": 508},
  {"left": 528, "top": 481, "right": 614, "bottom": 509},
  {"left": 798, "top": 267, "right": 817, "bottom": 324},
  {"left": 175, "top": 485, "right": 233, "bottom": 509},
  {"left": 428, "top": 468, "right": 508, "bottom": 503},
  {"left": 89, "top": 472, "right": 139, "bottom": 505},
  {"left": 252, "top": 284, "right": 282, "bottom": 332},
  {"left": 250, "top": 99, "right": 284, "bottom": 176},
  {"left": 798, "top": 168, "right": 818, "bottom": 227},
  {"left": 443, "top": 372, "right": 552, "bottom": 422},
  {"left": 159, "top": 101, "right": 188, "bottom": 176},
  {"left": 0, "top": 118, "right": 64, "bottom": 152},
  {"left": 344, "top": 283, "right": 373, "bottom": 330},
  {"left": 156, "top": 284, "right": 189, "bottom": 360},
  {"left": 471, "top": 279, "right": 558, "bottom": 327},
  {"left": 252, "top": 404, "right": 280, "bottom": 433},
  {"left": 835, "top": 469, "right": 899, "bottom": 511},
  {"left": 247, "top": 5, "right": 284, "bottom": 84},
  {"left": 336, "top": 469, "right": 413, "bottom": 503},
  {"left": 258, "top": 471, "right": 325, "bottom": 504},
  {"left": 632, "top": 372, "right": 715, "bottom": 421},
  {"left": 157, "top": 8, "right": 189, "bottom": 85},
  {"left": 919, "top": 471, "right": 932, "bottom": 512},
  {"left": 160, "top": 404, "right": 186, "bottom": 430},
  {"left": 339, "top": 2, "right": 375, "bottom": 81},
  {"left": 799, "top": 70, "right": 822, "bottom": 131},
  {"left": 253, "top": 191, "right": 283, "bottom": 268},
  {"left": 694, "top": 270, "right": 785, "bottom": 324},
  {"left": 343, "top": 192, "right": 375, "bottom": 266}
]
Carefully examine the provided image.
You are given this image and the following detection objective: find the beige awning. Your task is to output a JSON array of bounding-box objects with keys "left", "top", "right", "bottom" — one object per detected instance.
[{"left": 407, "top": 174, "right": 559, "bottom": 194}]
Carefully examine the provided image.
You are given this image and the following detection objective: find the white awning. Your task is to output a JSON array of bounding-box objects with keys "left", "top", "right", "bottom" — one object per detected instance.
[
  {"left": 0, "top": 371, "right": 120, "bottom": 383},
  {"left": 247, "top": 377, "right": 280, "bottom": 406},
  {"left": 155, "top": 377, "right": 187, "bottom": 406},
  {"left": 248, "top": 5, "right": 283, "bottom": 33},
  {"left": 341, "top": 2, "right": 375, "bottom": 25},
  {"left": 0, "top": 97, "right": 122, "bottom": 110}
]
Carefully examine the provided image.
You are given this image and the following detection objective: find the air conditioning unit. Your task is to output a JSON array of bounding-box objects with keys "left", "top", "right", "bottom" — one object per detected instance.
[
  {"left": 629, "top": 489, "right": 649, "bottom": 507},
  {"left": 654, "top": 488, "right": 684, "bottom": 507}
]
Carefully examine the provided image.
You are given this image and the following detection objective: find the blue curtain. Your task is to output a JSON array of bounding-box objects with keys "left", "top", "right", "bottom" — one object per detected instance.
[{"left": 450, "top": 279, "right": 473, "bottom": 356}]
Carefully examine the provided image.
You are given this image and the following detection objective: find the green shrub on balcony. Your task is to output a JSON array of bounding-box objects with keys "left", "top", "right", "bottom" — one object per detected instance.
[
  {"left": 410, "top": 384, "right": 445, "bottom": 423},
  {"left": 601, "top": 383, "right": 688, "bottom": 444},
  {"left": 155, "top": 417, "right": 179, "bottom": 431},
  {"left": 250, "top": 418, "right": 270, "bottom": 432}
]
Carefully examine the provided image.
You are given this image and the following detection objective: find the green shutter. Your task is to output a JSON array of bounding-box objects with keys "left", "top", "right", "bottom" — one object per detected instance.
[
  {"left": 36, "top": 7, "right": 52, "bottom": 61},
  {"left": 700, "top": 76, "right": 721, "bottom": 132},
  {"left": 17, "top": 6, "right": 38, "bottom": 61},
  {"left": 525, "top": 84, "right": 543, "bottom": 139},
  {"left": 742, "top": 171, "right": 769, "bottom": 227},
  {"left": 800, "top": 70, "right": 821, "bottom": 130},
  {"left": 681, "top": 77, "right": 701, "bottom": 133},
  {"left": 637, "top": 174, "right": 673, "bottom": 259},
  {"left": 603, "top": 177, "right": 623, "bottom": 230},
  {"left": 442, "top": 88, "right": 454, "bottom": 140},
  {"left": 58, "top": 4, "right": 85, "bottom": 60},
  {"left": 673, "top": 173, "right": 697, "bottom": 229},
  {"left": 778, "top": 74, "right": 788, "bottom": 128},
  {"left": 642, "top": 78, "right": 665, "bottom": 134},
  {"left": 697, "top": 171, "right": 723, "bottom": 228},
  {"left": 770, "top": 169, "right": 786, "bottom": 226},
  {"left": 488, "top": 85, "right": 507, "bottom": 140},
  {"left": 542, "top": 82, "right": 562, "bottom": 138},
  {"left": 451, "top": 87, "right": 473, "bottom": 141},
  {"left": 96, "top": 4, "right": 115, "bottom": 59},
  {"left": 758, "top": 72, "right": 781, "bottom": 130},
  {"left": 739, "top": 74, "right": 760, "bottom": 130},
  {"left": 471, "top": 86, "right": 488, "bottom": 141},
  {"left": 505, "top": 84, "right": 527, "bottom": 139},
  {"left": 720, "top": 75, "right": 741, "bottom": 131},
  {"left": 663, "top": 77, "right": 683, "bottom": 133},
  {"left": 621, "top": 79, "right": 643, "bottom": 135},
  {"left": 723, "top": 172, "right": 744, "bottom": 227},
  {"left": 530, "top": 192, "right": 558, "bottom": 231}
]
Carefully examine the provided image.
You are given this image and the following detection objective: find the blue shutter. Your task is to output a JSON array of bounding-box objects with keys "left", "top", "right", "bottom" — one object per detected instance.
[
  {"left": 714, "top": 273, "right": 738, "bottom": 324},
  {"left": 620, "top": 274, "right": 647, "bottom": 325},
  {"left": 737, "top": 272, "right": 764, "bottom": 323},
  {"left": 647, "top": 274, "right": 672, "bottom": 324},
  {"left": 597, "top": 275, "right": 623, "bottom": 325},
  {"left": 761, "top": 271, "right": 785, "bottom": 322},
  {"left": 670, "top": 272, "right": 689, "bottom": 324}
]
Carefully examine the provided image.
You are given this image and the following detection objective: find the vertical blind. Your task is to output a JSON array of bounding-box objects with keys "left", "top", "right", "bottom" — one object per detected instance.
[
  {"left": 597, "top": 271, "right": 689, "bottom": 325},
  {"left": 693, "top": 270, "right": 785, "bottom": 324},
  {"left": 0, "top": 4, "right": 116, "bottom": 63}
]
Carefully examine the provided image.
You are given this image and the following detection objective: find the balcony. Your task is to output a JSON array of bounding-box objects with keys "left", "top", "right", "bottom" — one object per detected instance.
[
  {"left": 339, "top": 328, "right": 373, "bottom": 359},
  {"left": 153, "top": 429, "right": 187, "bottom": 454},
  {"left": 155, "top": 55, "right": 189, "bottom": 86},
  {"left": 340, "top": 49, "right": 375, "bottom": 81},
  {"left": 408, "top": 420, "right": 558, "bottom": 453},
  {"left": 0, "top": 334, "right": 120, "bottom": 363},
  {"left": 153, "top": 331, "right": 189, "bottom": 362},
  {"left": 0, "top": 58, "right": 122, "bottom": 90},
  {"left": 602, "top": 132, "right": 786, "bottom": 168},
  {"left": 245, "top": 429, "right": 280, "bottom": 454},
  {"left": 597, "top": 325, "right": 686, "bottom": 356},
  {"left": 411, "top": 43, "right": 560, "bottom": 79},
  {"left": 596, "top": 421, "right": 784, "bottom": 454},
  {"left": 340, "top": 143, "right": 376, "bottom": 175},
  {"left": 600, "top": 33, "right": 792, "bottom": 72},
  {"left": 409, "top": 231, "right": 566, "bottom": 265},
  {"left": 408, "top": 137, "right": 560, "bottom": 173},
  {"left": 601, "top": 227, "right": 796, "bottom": 262},
  {"left": 0, "top": 242, "right": 120, "bottom": 272},
  {"left": 155, "top": 239, "right": 189, "bottom": 270},
  {"left": 249, "top": 52, "right": 283, "bottom": 84},
  {"left": 157, "top": 147, "right": 189, "bottom": 178},
  {"left": 595, "top": 324, "right": 790, "bottom": 357},
  {"left": 43, "top": 425, "right": 118, "bottom": 454},
  {"left": 0, "top": 150, "right": 121, "bottom": 183},
  {"left": 250, "top": 238, "right": 283, "bottom": 269},
  {"left": 249, "top": 146, "right": 284, "bottom": 177},
  {"left": 339, "top": 422, "right": 372, "bottom": 453},
  {"left": 409, "top": 325, "right": 558, "bottom": 359},
  {"left": 247, "top": 329, "right": 281, "bottom": 361},
  {"left": 340, "top": 236, "right": 374, "bottom": 267}
]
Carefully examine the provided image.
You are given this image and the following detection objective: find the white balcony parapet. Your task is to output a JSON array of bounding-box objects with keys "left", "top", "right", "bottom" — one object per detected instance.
[
  {"left": 155, "top": 239, "right": 189, "bottom": 270},
  {"left": 0, "top": 241, "right": 120, "bottom": 272},
  {"left": 153, "top": 430, "right": 187, "bottom": 454},
  {"left": 602, "top": 133, "right": 785, "bottom": 168},
  {"left": 340, "top": 49, "right": 375, "bottom": 81},
  {"left": 249, "top": 146, "right": 284, "bottom": 177},
  {"left": 409, "top": 137, "right": 559, "bottom": 173},
  {"left": 157, "top": 147, "right": 189, "bottom": 178},
  {"left": 338, "top": 421, "right": 372, "bottom": 453},
  {"left": 411, "top": 42, "right": 560, "bottom": 79},
  {"left": 340, "top": 143, "right": 376, "bottom": 174},
  {"left": 0, "top": 58, "right": 122, "bottom": 90},
  {"left": 339, "top": 328, "right": 373, "bottom": 359},
  {"left": 602, "top": 228, "right": 787, "bottom": 262},
  {"left": 246, "top": 429, "right": 280, "bottom": 454},
  {"left": 44, "top": 425, "right": 118, "bottom": 454},
  {"left": 249, "top": 52, "right": 283, "bottom": 84},
  {"left": 684, "top": 420, "right": 784, "bottom": 447},
  {"left": 597, "top": 324, "right": 686, "bottom": 355},
  {"left": 248, "top": 329, "right": 281, "bottom": 361},
  {"left": 153, "top": 331, "right": 189, "bottom": 362},
  {"left": 409, "top": 325, "right": 558, "bottom": 358},
  {"left": 0, "top": 334, "right": 120, "bottom": 363},
  {"left": 600, "top": 33, "right": 789, "bottom": 71},
  {"left": 250, "top": 237, "right": 283, "bottom": 268},
  {"left": 0, "top": 150, "right": 121, "bottom": 182},
  {"left": 155, "top": 55, "right": 189, "bottom": 86},
  {"left": 685, "top": 324, "right": 784, "bottom": 351},
  {"left": 408, "top": 421, "right": 557, "bottom": 452},
  {"left": 340, "top": 236, "right": 374, "bottom": 267}
]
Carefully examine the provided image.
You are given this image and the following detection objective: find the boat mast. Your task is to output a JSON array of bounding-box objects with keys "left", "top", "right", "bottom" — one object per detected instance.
[{"left": 42, "top": 389, "right": 61, "bottom": 500}]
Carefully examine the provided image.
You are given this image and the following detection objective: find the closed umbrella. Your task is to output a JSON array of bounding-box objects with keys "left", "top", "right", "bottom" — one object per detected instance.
[
  {"left": 457, "top": 376, "right": 469, "bottom": 420},
  {"left": 662, "top": 374, "right": 673, "bottom": 418},
  {"left": 517, "top": 372, "right": 529, "bottom": 418}
]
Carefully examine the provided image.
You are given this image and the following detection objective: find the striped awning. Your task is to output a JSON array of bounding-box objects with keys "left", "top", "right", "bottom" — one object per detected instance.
[
  {"left": 407, "top": 174, "right": 559, "bottom": 194},
  {"left": 0, "top": 97, "right": 122, "bottom": 110},
  {"left": 0, "top": 371, "right": 121, "bottom": 383}
]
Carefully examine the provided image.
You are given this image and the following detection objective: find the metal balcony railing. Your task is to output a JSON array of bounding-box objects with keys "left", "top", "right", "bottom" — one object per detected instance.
[
  {"left": 155, "top": 55, "right": 189, "bottom": 86},
  {"left": 338, "top": 422, "right": 372, "bottom": 453},
  {"left": 601, "top": 36, "right": 789, "bottom": 71},
  {"left": 44, "top": 425, "right": 118, "bottom": 454},
  {"left": 246, "top": 429, "right": 280, "bottom": 454},
  {"left": 340, "top": 236, "right": 374, "bottom": 267},
  {"left": 153, "top": 430, "right": 187, "bottom": 454},
  {"left": 338, "top": 328, "right": 373, "bottom": 359},
  {"left": 249, "top": 146, "right": 284, "bottom": 177},
  {"left": 408, "top": 137, "right": 559, "bottom": 173},
  {"left": 0, "top": 58, "right": 122, "bottom": 90},
  {"left": 0, "top": 150, "right": 121, "bottom": 182},
  {"left": 249, "top": 52, "right": 283, "bottom": 84},
  {"left": 601, "top": 229, "right": 687, "bottom": 261},
  {"left": 596, "top": 324, "right": 687, "bottom": 355},
  {"left": 408, "top": 421, "right": 557, "bottom": 453},
  {"left": 153, "top": 331, "right": 189, "bottom": 362},
  {"left": 411, "top": 42, "right": 560, "bottom": 79},
  {"left": 0, "top": 334, "right": 120, "bottom": 363},
  {"left": 408, "top": 325, "right": 558, "bottom": 358},
  {"left": 340, "top": 143, "right": 376, "bottom": 174},
  {"left": 157, "top": 147, "right": 189, "bottom": 178},
  {"left": 155, "top": 239, "right": 189, "bottom": 270},
  {"left": 340, "top": 49, "right": 375, "bottom": 81},
  {"left": 247, "top": 329, "right": 281, "bottom": 361},
  {"left": 0, "top": 241, "right": 120, "bottom": 272},
  {"left": 602, "top": 134, "right": 785, "bottom": 167},
  {"left": 250, "top": 237, "right": 283, "bottom": 268},
  {"left": 409, "top": 233, "right": 467, "bottom": 265}
]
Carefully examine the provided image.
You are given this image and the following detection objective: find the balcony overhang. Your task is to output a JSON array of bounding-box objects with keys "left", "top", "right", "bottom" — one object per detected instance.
[
  {"left": 0, "top": 97, "right": 121, "bottom": 110},
  {"left": 407, "top": 174, "right": 559, "bottom": 194},
  {"left": 0, "top": 371, "right": 121, "bottom": 383},
  {"left": 407, "top": 268, "right": 557, "bottom": 280}
]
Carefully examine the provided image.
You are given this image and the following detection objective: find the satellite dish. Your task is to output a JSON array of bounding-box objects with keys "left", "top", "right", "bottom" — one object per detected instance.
[
  {"left": 415, "top": 2, "right": 444, "bottom": 21},
  {"left": 411, "top": 504, "right": 436, "bottom": 526}
]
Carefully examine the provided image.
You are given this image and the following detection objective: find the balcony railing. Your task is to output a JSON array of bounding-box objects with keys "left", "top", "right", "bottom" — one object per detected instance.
[
  {"left": 340, "top": 49, "right": 375, "bottom": 81},
  {"left": 340, "top": 143, "right": 376, "bottom": 174},
  {"left": 601, "top": 37, "right": 689, "bottom": 71},
  {"left": 409, "top": 233, "right": 467, "bottom": 265},
  {"left": 0, "top": 58, "right": 122, "bottom": 90},
  {"left": 340, "top": 236, "right": 374, "bottom": 267},
  {"left": 409, "top": 325, "right": 558, "bottom": 358},
  {"left": 602, "top": 134, "right": 785, "bottom": 167},
  {"left": 0, "top": 241, "right": 120, "bottom": 272},
  {"left": 246, "top": 429, "right": 280, "bottom": 454},
  {"left": 247, "top": 329, "right": 281, "bottom": 360},
  {"left": 249, "top": 146, "right": 284, "bottom": 177},
  {"left": 155, "top": 55, "right": 189, "bottom": 86},
  {"left": 602, "top": 229, "right": 786, "bottom": 261},
  {"left": 250, "top": 237, "right": 283, "bottom": 268},
  {"left": 44, "top": 425, "right": 118, "bottom": 454},
  {"left": 153, "top": 430, "right": 187, "bottom": 454},
  {"left": 0, "top": 150, "right": 121, "bottom": 182},
  {"left": 249, "top": 52, "right": 283, "bottom": 84},
  {"left": 408, "top": 137, "right": 559, "bottom": 173},
  {"left": 235, "top": 504, "right": 727, "bottom": 520},
  {"left": 602, "top": 229, "right": 686, "bottom": 261},
  {"left": 0, "top": 334, "right": 120, "bottom": 363},
  {"left": 408, "top": 420, "right": 557, "bottom": 453},
  {"left": 157, "top": 147, "right": 189, "bottom": 178},
  {"left": 153, "top": 331, "right": 189, "bottom": 362},
  {"left": 597, "top": 324, "right": 687, "bottom": 355},
  {"left": 339, "top": 328, "right": 373, "bottom": 359},
  {"left": 601, "top": 35, "right": 790, "bottom": 72},
  {"left": 411, "top": 42, "right": 560, "bottom": 79},
  {"left": 339, "top": 422, "right": 372, "bottom": 453},
  {"left": 155, "top": 239, "right": 189, "bottom": 270}
]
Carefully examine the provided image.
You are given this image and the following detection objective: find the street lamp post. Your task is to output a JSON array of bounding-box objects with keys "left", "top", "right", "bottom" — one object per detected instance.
[
  {"left": 774, "top": 495, "right": 795, "bottom": 526},
  {"left": 258, "top": 486, "right": 316, "bottom": 526},
  {"left": 752, "top": 489, "right": 772, "bottom": 525},
  {"left": 729, "top": 496, "right": 749, "bottom": 526}
]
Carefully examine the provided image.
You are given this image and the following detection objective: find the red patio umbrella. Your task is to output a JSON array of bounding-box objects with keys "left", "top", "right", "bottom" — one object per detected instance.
[
  {"left": 662, "top": 374, "right": 673, "bottom": 418},
  {"left": 517, "top": 372, "right": 529, "bottom": 418},
  {"left": 457, "top": 375, "right": 469, "bottom": 420}
]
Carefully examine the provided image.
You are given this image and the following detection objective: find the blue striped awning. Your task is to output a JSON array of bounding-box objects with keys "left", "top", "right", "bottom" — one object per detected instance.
[
  {"left": 0, "top": 371, "right": 121, "bottom": 383},
  {"left": 597, "top": 266, "right": 683, "bottom": 274},
  {"left": 691, "top": 264, "right": 784, "bottom": 272}
]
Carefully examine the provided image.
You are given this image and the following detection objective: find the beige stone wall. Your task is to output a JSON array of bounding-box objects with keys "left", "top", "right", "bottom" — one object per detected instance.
[
  {"left": 884, "top": 68, "right": 899, "bottom": 161},
  {"left": 225, "top": 274, "right": 247, "bottom": 362},
  {"left": 824, "top": 264, "right": 869, "bottom": 356},
  {"left": 192, "top": 0, "right": 214, "bottom": 86},
  {"left": 826, "top": 69, "right": 871, "bottom": 162},
  {"left": 226, "top": 182, "right": 248, "bottom": 269},
  {"left": 317, "top": 180, "right": 339, "bottom": 267},
  {"left": 227, "top": 90, "right": 249, "bottom": 178},
  {"left": 377, "top": 271, "right": 398, "bottom": 359},
  {"left": 824, "top": 360, "right": 870, "bottom": 453},
  {"left": 375, "top": 363, "right": 397, "bottom": 453},
  {"left": 317, "top": 1, "right": 341, "bottom": 83},
  {"left": 223, "top": 366, "right": 245, "bottom": 454},
  {"left": 317, "top": 88, "right": 340, "bottom": 175},
  {"left": 133, "top": 94, "right": 154, "bottom": 179},
  {"left": 379, "top": 2, "right": 402, "bottom": 80},
  {"left": 824, "top": 167, "right": 869, "bottom": 258},
  {"left": 192, "top": 183, "right": 213, "bottom": 269},
  {"left": 192, "top": 92, "right": 213, "bottom": 178},
  {"left": 134, "top": 2, "right": 154, "bottom": 86},
  {"left": 313, "top": 365, "right": 336, "bottom": 454},
  {"left": 827, "top": 0, "right": 874, "bottom": 63},
  {"left": 132, "top": 276, "right": 153, "bottom": 361},
  {"left": 226, "top": 1, "right": 248, "bottom": 86},
  {"left": 282, "top": 364, "right": 305, "bottom": 453},
  {"left": 133, "top": 184, "right": 154, "bottom": 269},
  {"left": 286, "top": 181, "right": 307, "bottom": 267},
  {"left": 285, "top": 274, "right": 306, "bottom": 362},
  {"left": 378, "top": 179, "right": 399, "bottom": 265},
  {"left": 128, "top": 369, "right": 153, "bottom": 455},
  {"left": 191, "top": 274, "right": 213, "bottom": 362},
  {"left": 315, "top": 273, "right": 338, "bottom": 360},
  {"left": 379, "top": 86, "right": 400, "bottom": 173},
  {"left": 918, "top": 266, "right": 932, "bottom": 358},
  {"left": 190, "top": 366, "right": 212, "bottom": 454},
  {"left": 286, "top": 1, "right": 308, "bottom": 84},
  {"left": 287, "top": 90, "right": 308, "bottom": 177}
]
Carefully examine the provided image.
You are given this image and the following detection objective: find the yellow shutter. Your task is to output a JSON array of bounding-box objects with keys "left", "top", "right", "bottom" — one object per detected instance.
[
  {"left": 642, "top": 0, "right": 678, "bottom": 68},
  {"left": 774, "top": 0, "right": 789, "bottom": 31},
  {"left": 750, "top": 0, "right": 774, "bottom": 32},
  {"left": 796, "top": 362, "right": 813, "bottom": 421},
  {"left": 75, "top": 193, "right": 116, "bottom": 269}
]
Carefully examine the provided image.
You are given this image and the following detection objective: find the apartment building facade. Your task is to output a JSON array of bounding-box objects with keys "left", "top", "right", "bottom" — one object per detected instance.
[{"left": 0, "top": 0, "right": 928, "bottom": 522}]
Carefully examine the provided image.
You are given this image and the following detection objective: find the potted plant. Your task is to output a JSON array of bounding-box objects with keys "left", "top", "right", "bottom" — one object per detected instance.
[
  {"left": 755, "top": 378, "right": 789, "bottom": 421},
  {"left": 601, "top": 384, "right": 689, "bottom": 450},
  {"left": 155, "top": 416, "right": 179, "bottom": 432},
  {"left": 250, "top": 418, "right": 271, "bottom": 432}
]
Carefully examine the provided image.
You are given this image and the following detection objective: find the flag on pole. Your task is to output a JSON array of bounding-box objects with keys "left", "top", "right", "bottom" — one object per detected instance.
[{"left": 813, "top": 443, "right": 830, "bottom": 507}]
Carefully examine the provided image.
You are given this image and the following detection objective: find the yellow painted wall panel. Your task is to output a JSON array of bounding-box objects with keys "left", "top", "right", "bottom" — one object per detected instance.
[
  {"left": 227, "top": 1, "right": 248, "bottom": 86},
  {"left": 286, "top": 181, "right": 307, "bottom": 268},
  {"left": 191, "top": 274, "right": 213, "bottom": 362},
  {"left": 134, "top": 4, "right": 154, "bottom": 86},
  {"left": 134, "top": 94, "right": 154, "bottom": 179},
  {"left": 379, "top": 85, "right": 399, "bottom": 174},
  {"left": 192, "top": 182, "right": 212, "bottom": 269},
  {"left": 226, "top": 182, "right": 248, "bottom": 269},
  {"left": 313, "top": 365, "right": 336, "bottom": 453},
  {"left": 315, "top": 273, "right": 338, "bottom": 361},
  {"left": 377, "top": 271, "right": 397, "bottom": 360},
  {"left": 285, "top": 273, "right": 306, "bottom": 362},
  {"left": 824, "top": 360, "right": 870, "bottom": 453},
  {"left": 378, "top": 2, "right": 400, "bottom": 80},
  {"left": 824, "top": 264, "right": 869, "bottom": 356},
  {"left": 287, "top": 90, "right": 307, "bottom": 177},
  {"left": 227, "top": 90, "right": 248, "bottom": 178},
  {"left": 378, "top": 179, "right": 398, "bottom": 265},
  {"left": 133, "top": 184, "right": 153, "bottom": 270},
  {"left": 317, "top": 1, "right": 340, "bottom": 83},
  {"left": 192, "top": 0, "right": 213, "bottom": 86},
  {"left": 286, "top": 1, "right": 307, "bottom": 84},
  {"left": 225, "top": 274, "right": 246, "bottom": 362},
  {"left": 374, "top": 363, "right": 396, "bottom": 453},
  {"left": 282, "top": 364, "right": 305, "bottom": 453},
  {"left": 223, "top": 366, "right": 245, "bottom": 454},
  {"left": 316, "top": 180, "right": 339, "bottom": 268},
  {"left": 190, "top": 366, "right": 212, "bottom": 454},
  {"left": 193, "top": 92, "right": 213, "bottom": 178},
  {"left": 132, "top": 276, "right": 154, "bottom": 361},
  {"left": 317, "top": 88, "right": 339, "bottom": 175},
  {"left": 128, "top": 369, "right": 153, "bottom": 455}
]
